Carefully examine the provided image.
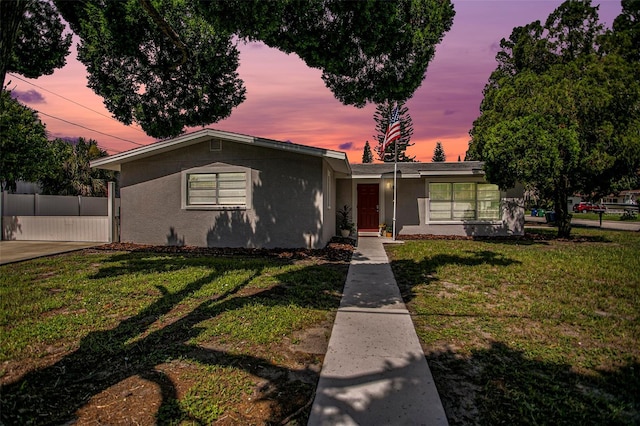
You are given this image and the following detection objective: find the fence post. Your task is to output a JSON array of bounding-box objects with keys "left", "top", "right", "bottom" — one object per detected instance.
[
  {"left": 34, "top": 193, "right": 39, "bottom": 216},
  {"left": 108, "top": 182, "right": 115, "bottom": 243}
]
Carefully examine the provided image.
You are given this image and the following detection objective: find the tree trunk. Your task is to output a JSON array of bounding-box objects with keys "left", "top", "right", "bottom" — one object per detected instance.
[
  {"left": 554, "top": 193, "right": 572, "bottom": 238},
  {"left": 0, "top": 0, "right": 29, "bottom": 87}
]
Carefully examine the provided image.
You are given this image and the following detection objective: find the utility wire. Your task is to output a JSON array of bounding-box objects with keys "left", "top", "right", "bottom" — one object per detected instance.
[
  {"left": 37, "top": 110, "right": 147, "bottom": 152},
  {"left": 8, "top": 72, "right": 147, "bottom": 135}
]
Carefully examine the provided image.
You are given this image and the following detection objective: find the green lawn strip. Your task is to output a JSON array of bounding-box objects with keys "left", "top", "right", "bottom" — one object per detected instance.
[
  {"left": 386, "top": 228, "right": 640, "bottom": 425},
  {"left": 526, "top": 210, "right": 640, "bottom": 222},
  {"left": 573, "top": 212, "right": 639, "bottom": 222},
  {"left": 0, "top": 250, "right": 347, "bottom": 424}
]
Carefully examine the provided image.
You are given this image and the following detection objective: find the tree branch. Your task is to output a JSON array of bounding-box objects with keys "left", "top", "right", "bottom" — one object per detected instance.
[{"left": 137, "top": 0, "right": 189, "bottom": 68}]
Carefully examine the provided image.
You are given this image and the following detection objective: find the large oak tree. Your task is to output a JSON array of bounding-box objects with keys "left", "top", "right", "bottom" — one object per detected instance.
[
  {"left": 0, "top": 0, "right": 72, "bottom": 87},
  {"left": 467, "top": 0, "right": 640, "bottom": 238}
]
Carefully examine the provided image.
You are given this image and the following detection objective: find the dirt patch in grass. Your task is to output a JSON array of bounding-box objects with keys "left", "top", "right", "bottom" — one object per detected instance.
[{"left": 1, "top": 240, "right": 353, "bottom": 425}]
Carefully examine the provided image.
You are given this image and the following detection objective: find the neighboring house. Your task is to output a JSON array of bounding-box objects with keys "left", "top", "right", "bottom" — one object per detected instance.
[
  {"left": 91, "top": 129, "right": 524, "bottom": 248},
  {"left": 13, "top": 181, "right": 42, "bottom": 194},
  {"left": 602, "top": 190, "right": 639, "bottom": 205}
]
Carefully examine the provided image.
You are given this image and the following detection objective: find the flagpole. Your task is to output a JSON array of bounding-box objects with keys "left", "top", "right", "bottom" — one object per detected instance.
[
  {"left": 383, "top": 102, "right": 400, "bottom": 241},
  {"left": 392, "top": 125, "right": 398, "bottom": 241}
]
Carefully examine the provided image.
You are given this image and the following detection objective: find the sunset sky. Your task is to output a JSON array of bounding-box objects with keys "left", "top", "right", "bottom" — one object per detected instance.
[{"left": 7, "top": 0, "right": 623, "bottom": 163}]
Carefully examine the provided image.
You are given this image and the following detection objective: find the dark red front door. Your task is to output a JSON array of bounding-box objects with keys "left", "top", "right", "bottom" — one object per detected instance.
[{"left": 357, "top": 184, "right": 379, "bottom": 231}]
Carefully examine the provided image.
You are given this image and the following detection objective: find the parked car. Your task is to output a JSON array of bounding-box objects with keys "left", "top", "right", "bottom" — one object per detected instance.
[{"left": 572, "top": 202, "right": 605, "bottom": 213}]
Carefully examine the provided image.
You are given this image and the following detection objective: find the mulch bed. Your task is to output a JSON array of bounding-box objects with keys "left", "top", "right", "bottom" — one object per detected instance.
[{"left": 92, "top": 237, "right": 355, "bottom": 262}]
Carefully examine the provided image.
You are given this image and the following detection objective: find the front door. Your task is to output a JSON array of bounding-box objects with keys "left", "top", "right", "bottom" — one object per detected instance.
[{"left": 357, "top": 184, "right": 379, "bottom": 231}]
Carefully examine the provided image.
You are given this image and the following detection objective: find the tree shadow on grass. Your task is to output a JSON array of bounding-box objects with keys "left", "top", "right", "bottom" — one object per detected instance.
[
  {"left": 390, "top": 250, "right": 521, "bottom": 304},
  {"left": 0, "top": 251, "right": 347, "bottom": 425},
  {"left": 427, "top": 341, "right": 640, "bottom": 425}
]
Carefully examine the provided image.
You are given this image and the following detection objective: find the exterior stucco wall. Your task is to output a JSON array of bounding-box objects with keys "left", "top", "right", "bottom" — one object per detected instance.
[
  {"left": 321, "top": 161, "right": 336, "bottom": 245},
  {"left": 394, "top": 178, "right": 424, "bottom": 228},
  {"left": 119, "top": 140, "right": 326, "bottom": 248},
  {"left": 335, "top": 179, "right": 352, "bottom": 212},
  {"left": 382, "top": 179, "right": 393, "bottom": 227},
  {"left": 335, "top": 178, "right": 353, "bottom": 234}
]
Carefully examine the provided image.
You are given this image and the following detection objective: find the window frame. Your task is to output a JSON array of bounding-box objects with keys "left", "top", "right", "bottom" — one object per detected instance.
[
  {"left": 427, "top": 181, "right": 501, "bottom": 223},
  {"left": 181, "top": 165, "right": 252, "bottom": 210}
]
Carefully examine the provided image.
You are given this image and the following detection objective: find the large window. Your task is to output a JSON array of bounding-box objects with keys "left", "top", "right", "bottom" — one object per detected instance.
[
  {"left": 183, "top": 169, "right": 249, "bottom": 209},
  {"left": 429, "top": 183, "right": 500, "bottom": 221}
]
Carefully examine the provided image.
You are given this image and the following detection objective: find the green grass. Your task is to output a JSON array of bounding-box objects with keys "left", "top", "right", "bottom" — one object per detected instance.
[
  {"left": 573, "top": 211, "right": 639, "bottom": 222},
  {"left": 386, "top": 228, "right": 640, "bottom": 425},
  {"left": 526, "top": 210, "right": 640, "bottom": 222},
  {"left": 0, "top": 249, "right": 348, "bottom": 425}
]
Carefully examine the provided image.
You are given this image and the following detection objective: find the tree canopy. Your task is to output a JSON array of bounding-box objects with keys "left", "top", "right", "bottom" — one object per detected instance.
[
  {"left": 374, "top": 100, "right": 415, "bottom": 162},
  {"left": 43, "top": 0, "right": 454, "bottom": 139},
  {"left": 362, "top": 141, "right": 374, "bottom": 163},
  {"left": 432, "top": 141, "right": 446, "bottom": 162},
  {"left": 1, "top": 89, "right": 116, "bottom": 195},
  {"left": 467, "top": 0, "right": 640, "bottom": 237},
  {"left": 0, "top": 0, "right": 72, "bottom": 87},
  {"left": 40, "top": 138, "right": 117, "bottom": 197},
  {"left": 0, "top": 90, "right": 51, "bottom": 192}
]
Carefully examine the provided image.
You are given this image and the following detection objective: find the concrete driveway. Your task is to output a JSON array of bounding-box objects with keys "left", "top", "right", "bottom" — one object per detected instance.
[{"left": 0, "top": 241, "right": 101, "bottom": 265}]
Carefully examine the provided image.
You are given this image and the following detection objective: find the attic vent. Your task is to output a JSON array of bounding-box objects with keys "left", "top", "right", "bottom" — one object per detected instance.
[{"left": 210, "top": 139, "right": 222, "bottom": 151}]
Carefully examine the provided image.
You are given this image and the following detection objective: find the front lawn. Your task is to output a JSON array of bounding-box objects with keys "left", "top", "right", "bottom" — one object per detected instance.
[
  {"left": 386, "top": 228, "right": 639, "bottom": 425},
  {"left": 526, "top": 210, "right": 640, "bottom": 222},
  {"left": 0, "top": 244, "right": 351, "bottom": 425},
  {"left": 573, "top": 211, "right": 639, "bottom": 222}
]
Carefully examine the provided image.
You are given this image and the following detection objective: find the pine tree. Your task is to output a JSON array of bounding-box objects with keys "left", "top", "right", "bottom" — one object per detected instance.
[
  {"left": 457, "top": 155, "right": 461, "bottom": 162},
  {"left": 432, "top": 141, "right": 446, "bottom": 162},
  {"left": 374, "top": 100, "right": 415, "bottom": 162},
  {"left": 362, "top": 141, "right": 374, "bottom": 163}
]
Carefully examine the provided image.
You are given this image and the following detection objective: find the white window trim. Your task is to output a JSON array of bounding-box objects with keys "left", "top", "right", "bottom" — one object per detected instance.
[
  {"left": 425, "top": 182, "right": 503, "bottom": 224},
  {"left": 181, "top": 165, "right": 252, "bottom": 210}
]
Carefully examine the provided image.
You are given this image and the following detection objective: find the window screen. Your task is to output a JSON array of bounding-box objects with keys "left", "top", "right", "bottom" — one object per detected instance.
[{"left": 187, "top": 172, "right": 246, "bottom": 206}]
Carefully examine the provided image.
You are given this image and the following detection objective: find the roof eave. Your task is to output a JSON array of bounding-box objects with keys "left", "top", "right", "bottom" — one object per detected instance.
[
  {"left": 419, "top": 169, "right": 485, "bottom": 176},
  {"left": 90, "top": 129, "right": 350, "bottom": 172}
]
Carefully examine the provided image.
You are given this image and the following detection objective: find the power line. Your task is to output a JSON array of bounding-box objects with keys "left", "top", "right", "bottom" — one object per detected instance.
[
  {"left": 8, "top": 72, "right": 147, "bottom": 134},
  {"left": 37, "top": 110, "right": 148, "bottom": 152}
]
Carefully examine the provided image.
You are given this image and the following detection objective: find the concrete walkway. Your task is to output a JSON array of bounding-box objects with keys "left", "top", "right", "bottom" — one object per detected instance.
[
  {"left": 308, "top": 237, "right": 448, "bottom": 426},
  {"left": 0, "top": 241, "right": 98, "bottom": 265}
]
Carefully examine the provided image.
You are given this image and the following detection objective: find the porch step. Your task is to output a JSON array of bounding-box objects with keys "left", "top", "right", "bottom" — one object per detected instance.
[{"left": 357, "top": 231, "right": 380, "bottom": 237}]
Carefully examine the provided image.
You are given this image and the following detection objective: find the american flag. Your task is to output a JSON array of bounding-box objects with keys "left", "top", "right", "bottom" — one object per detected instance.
[{"left": 382, "top": 105, "right": 401, "bottom": 152}]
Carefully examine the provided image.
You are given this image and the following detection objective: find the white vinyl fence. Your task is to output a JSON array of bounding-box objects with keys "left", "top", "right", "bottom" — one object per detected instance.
[{"left": 1, "top": 183, "right": 119, "bottom": 242}]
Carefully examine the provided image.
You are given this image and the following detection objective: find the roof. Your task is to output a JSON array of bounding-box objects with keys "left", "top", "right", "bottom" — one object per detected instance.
[
  {"left": 91, "top": 128, "right": 351, "bottom": 174},
  {"left": 350, "top": 161, "right": 485, "bottom": 178}
]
